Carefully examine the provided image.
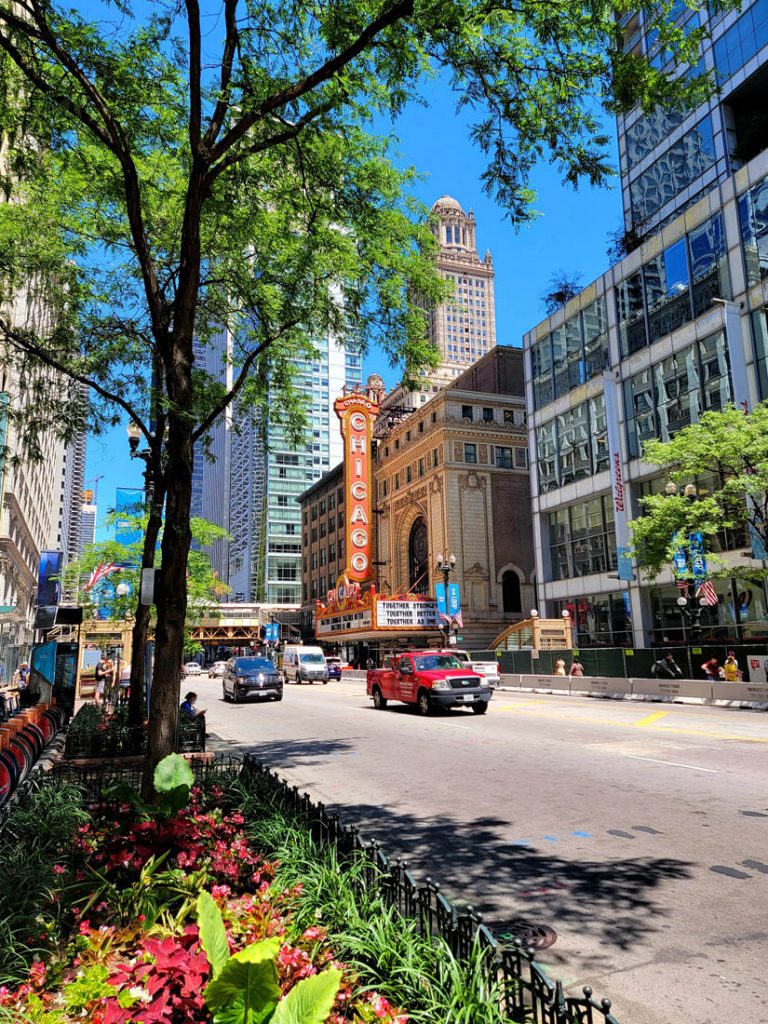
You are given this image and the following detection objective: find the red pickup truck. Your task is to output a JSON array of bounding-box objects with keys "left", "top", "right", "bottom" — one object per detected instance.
[{"left": 367, "top": 651, "right": 492, "bottom": 716}]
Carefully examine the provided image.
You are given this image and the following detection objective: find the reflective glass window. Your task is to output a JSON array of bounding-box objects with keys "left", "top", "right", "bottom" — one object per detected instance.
[
  {"left": 698, "top": 330, "right": 731, "bottom": 411},
  {"left": 531, "top": 339, "right": 554, "bottom": 409},
  {"left": 583, "top": 300, "right": 608, "bottom": 378},
  {"left": 536, "top": 420, "right": 558, "bottom": 492},
  {"left": 688, "top": 212, "right": 729, "bottom": 315},
  {"left": 617, "top": 271, "right": 647, "bottom": 357},
  {"left": 557, "top": 404, "right": 591, "bottom": 485},
  {"left": 654, "top": 347, "right": 700, "bottom": 439},
  {"left": 629, "top": 116, "right": 716, "bottom": 227},
  {"left": 739, "top": 175, "right": 768, "bottom": 287}
]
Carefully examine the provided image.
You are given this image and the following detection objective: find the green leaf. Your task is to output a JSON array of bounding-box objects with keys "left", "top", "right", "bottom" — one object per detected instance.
[
  {"left": 271, "top": 969, "right": 342, "bottom": 1024},
  {"left": 197, "top": 890, "right": 230, "bottom": 979},
  {"left": 154, "top": 753, "right": 194, "bottom": 795},
  {"left": 204, "top": 938, "right": 281, "bottom": 1018}
]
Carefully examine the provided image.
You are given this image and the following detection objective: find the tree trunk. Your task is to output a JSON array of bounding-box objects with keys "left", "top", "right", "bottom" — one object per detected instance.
[
  {"left": 127, "top": 493, "right": 163, "bottom": 733},
  {"left": 141, "top": 413, "right": 194, "bottom": 798}
]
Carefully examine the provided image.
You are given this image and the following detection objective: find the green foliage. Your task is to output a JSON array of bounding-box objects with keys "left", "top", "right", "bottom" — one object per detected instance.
[
  {"left": 197, "top": 894, "right": 342, "bottom": 1024},
  {"left": 0, "top": 780, "right": 89, "bottom": 985},
  {"left": 62, "top": 963, "right": 113, "bottom": 1013},
  {"left": 629, "top": 404, "right": 768, "bottom": 583},
  {"left": 153, "top": 752, "right": 194, "bottom": 815},
  {"left": 197, "top": 890, "right": 231, "bottom": 980}
]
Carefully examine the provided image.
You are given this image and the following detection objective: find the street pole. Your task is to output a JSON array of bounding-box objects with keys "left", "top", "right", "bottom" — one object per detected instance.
[{"left": 435, "top": 552, "right": 456, "bottom": 646}]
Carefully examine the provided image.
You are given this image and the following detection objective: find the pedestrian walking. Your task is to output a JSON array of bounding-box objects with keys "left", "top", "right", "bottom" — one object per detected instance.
[
  {"left": 554, "top": 657, "right": 567, "bottom": 676},
  {"left": 701, "top": 657, "right": 721, "bottom": 681},
  {"left": 651, "top": 652, "right": 683, "bottom": 679},
  {"left": 94, "top": 656, "right": 110, "bottom": 704},
  {"left": 723, "top": 651, "right": 741, "bottom": 682},
  {"left": 568, "top": 657, "right": 585, "bottom": 678}
]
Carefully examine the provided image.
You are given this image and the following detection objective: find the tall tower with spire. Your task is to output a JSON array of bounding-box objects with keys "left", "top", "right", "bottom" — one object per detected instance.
[{"left": 428, "top": 195, "right": 496, "bottom": 383}]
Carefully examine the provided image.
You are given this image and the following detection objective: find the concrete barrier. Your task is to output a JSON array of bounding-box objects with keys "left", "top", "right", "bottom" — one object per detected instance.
[
  {"left": 629, "top": 678, "right": 712, "bottom": 700},
  {"left": 572, "top": 676, "right": 632, "bottom": 697},
  {"left": 711, "top": 681, "right": 768, "bottom": 703}
]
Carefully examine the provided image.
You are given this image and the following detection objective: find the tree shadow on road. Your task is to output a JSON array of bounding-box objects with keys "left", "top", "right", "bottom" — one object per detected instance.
[
  {"left": 207, "top": 733, "right": 358, "bottom": 771},
  {"left": 312, "top": 799, "right": 692, "bottom": 976}
]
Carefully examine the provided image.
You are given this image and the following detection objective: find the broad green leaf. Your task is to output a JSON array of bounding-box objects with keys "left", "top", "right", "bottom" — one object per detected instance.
[
  {"left": 154, "top": 753, "right": 194, "bottom": 795},
  {"left": 197, "top": 891, "right": 230, "bottom": 979},
  {"left": 272, "top": 969, "right": 343, "bottom": 1024},
  {"left": 204, "top": 938, "right": 281, "bottom": 1016}
]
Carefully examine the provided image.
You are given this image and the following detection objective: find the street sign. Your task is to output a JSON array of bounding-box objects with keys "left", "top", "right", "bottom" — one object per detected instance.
[{"left": 264, "top": 622, "right": 280, "bottom": 644}]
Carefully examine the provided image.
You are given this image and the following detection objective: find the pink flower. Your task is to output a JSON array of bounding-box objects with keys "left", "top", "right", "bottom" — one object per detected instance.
[
  {"left": 79, "top": 921, "right": 91, "bottom": 935},
  {"left": 52, "top": 864, "right": 66, "bottom": 875},
  {"left": 211, "top": 885, "right": 230, "bottom": 901}
]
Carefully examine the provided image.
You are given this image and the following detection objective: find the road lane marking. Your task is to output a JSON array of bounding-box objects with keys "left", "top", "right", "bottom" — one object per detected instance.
[
  {"left": 632, "top": 710, "right": 671, "bottom": 728},
  {"left": 621, "top": 753, "right": 717, "bottom": 773}
]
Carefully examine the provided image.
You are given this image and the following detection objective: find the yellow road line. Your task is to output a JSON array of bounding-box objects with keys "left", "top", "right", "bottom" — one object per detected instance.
[
  {"left": 494, "top": 703, "right": 768, "bottom": 743},
  {"left": 632, "top": 710, "right": 671, "bottom": 728}
]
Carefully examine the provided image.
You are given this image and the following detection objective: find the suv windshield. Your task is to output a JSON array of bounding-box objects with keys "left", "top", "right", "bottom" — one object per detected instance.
[
  {"left": 235, "top": 658, "right": 274, "bottom": 672},
  {"left": 299, "top": 653, "right": 325, "bottom": 664},
  {"left": 413, "top": 654, "right": 463, "bottom": 671}
]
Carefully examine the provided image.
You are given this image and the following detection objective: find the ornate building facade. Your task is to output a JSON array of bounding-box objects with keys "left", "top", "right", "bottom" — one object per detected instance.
[{"left": 373, "top": 347, "right": 533, "bottom": 649}]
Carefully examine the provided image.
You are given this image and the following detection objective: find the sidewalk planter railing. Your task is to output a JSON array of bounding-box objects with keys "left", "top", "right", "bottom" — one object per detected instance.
[
  {"left": 63, "top": 703, "right": 205, "bottom": 759},
  {"left": 47, "top": 754, "right": 621, "bottom": 1024},
  {"left": 501, "top": 673, "right": 768, "bottom": 705}
]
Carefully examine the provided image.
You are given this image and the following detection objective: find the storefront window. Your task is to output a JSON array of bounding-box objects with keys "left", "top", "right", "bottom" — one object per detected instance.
[{"left": 554, "top": 592, "right": 630, "bottom": 646}]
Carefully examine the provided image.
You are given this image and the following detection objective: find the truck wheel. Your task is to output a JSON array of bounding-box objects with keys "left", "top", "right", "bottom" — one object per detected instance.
[
  {"left": 472, "top": 701, "right": 488, "bottom": 715},
  {"left": 372, "top": 686, "right": 387, "bottom": 710},
  {"left": 417, "top": 690, "right": 432, "bottom": 716}
]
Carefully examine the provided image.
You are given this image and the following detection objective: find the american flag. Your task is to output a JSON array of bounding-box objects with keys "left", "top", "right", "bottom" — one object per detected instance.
[
  {"left": 697, "top": 581, "right": 719, "bottom": 607},
  {"left": 85, "top": 563, "right": 119, "bottom": 591}
]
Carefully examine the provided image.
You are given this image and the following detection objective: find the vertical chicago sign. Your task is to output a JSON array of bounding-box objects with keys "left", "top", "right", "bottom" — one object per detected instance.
[{"left": 334, "top": 390, "right": 379, "bottom": 583}]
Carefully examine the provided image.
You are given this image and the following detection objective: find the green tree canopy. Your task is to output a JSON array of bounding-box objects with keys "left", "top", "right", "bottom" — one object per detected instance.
[
  {"left": 629, "top": 404, "right": 768, "bottom": 585},
  {"left": 0, "top": 0, "right": 730, "bottom": 778}
]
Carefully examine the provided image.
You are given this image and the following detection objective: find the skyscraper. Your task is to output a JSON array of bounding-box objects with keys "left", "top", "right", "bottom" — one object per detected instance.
[
  {"left": 193, "top": 329, "right": 363, "bottom": 604},
  {"left": 522, "top": 6, "right": 768, "bottom": 649},
  {"left": 617, "top": 1, "right": 768, "bottom": 238},
  {"left": 428, "top": 195, "right": 497, "bottom": 382},
  {"left": 80, "top": 490, "right": 97, "bottom": 550},
  {"left": 59, "top": 428, "right": 87, "bottom": 564}
]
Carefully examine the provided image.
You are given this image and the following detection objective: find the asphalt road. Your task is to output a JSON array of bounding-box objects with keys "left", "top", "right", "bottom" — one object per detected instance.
[{"left": 193, "top": 674, "right": 768, "bottom": 1024}]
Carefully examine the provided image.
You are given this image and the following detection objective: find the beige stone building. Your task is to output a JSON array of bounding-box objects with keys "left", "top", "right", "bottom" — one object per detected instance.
[
  {"left": 373, "top": 347, "right": 534, "bottom": 650},
  {"left": 298, "top": 463, "right": 345, "bottom": 638}
]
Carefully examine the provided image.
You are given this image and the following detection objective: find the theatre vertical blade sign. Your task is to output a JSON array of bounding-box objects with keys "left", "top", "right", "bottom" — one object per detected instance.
[{"left": 334, "top": 390, "right": 379, "bottom": 584}]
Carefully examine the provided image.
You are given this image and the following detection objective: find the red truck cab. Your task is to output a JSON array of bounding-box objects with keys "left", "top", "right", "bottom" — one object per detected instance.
[{"left": 367, "top": 651, "right": 491, "bottom": 715}]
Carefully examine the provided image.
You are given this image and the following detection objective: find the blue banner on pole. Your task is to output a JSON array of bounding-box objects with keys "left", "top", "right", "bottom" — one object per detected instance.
[
  {"left": 435, "top": 583, "right": 447, "bottom": 618},
  {"left": 689, "top": 532, "right": 707, "bottom": 584},
  {"left": 672, "top": 548, "right": 688, "bottom": 577},
  {"left": 448, "top": 583, "right": 461, "bottom": 617},
  {"left": 617, "top": 546, "right": 634, "bottom": 581}
]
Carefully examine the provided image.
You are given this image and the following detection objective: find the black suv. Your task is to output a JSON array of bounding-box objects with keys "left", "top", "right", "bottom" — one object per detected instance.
[{"left": 222, "top": 657, "right": 283, "bottom": 704}]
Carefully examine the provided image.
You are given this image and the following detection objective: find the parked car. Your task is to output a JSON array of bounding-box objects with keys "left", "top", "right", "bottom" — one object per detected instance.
[
  {"left": 446, "top": 649, "right": 500, "bottom": 686},
  {"left": 184, "top": 662, "right": 202, "bottom": 677},
  {"left": 209, "top": 661, "right": 228, "bottom": 678},
  {"left": 222, "top": 657, "right": 283, "bottom": 703},
  {"left": 326, "top": 656, "right": 344, "bottom": 680},
  {"left": 282, "top": 645, "right": 329, "bottom": 684},
  {"left": 367, "top": 651, "right": 491, "bottom": 715}
]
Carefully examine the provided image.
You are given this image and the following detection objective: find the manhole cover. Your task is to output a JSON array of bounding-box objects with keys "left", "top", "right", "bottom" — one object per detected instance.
[{"left": 498, "top": 921, "right": 558, "bottom": 950}]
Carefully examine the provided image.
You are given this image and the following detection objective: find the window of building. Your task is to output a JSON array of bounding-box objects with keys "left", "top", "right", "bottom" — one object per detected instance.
[
  {"left": 406, "top": 465, "right": 412, "bottom": 483},
  {"left": 311, "top": 527, "right": 317, "bottom": 542},
  {"left": 329, "top": 543, "right": 335, "bottom": 563},
  {"left": 338, "top": 510, "right": 345, "bottom": 527},
  {"left": 319, "top": 522, "right": 326, "bottom": 539},
  {"left": 328, "top": 515, "right": 335, "bottom": 533},
  {"left": 319, "top": 499, "right": 326, "bottom": 515},
  {"left": 408, "top": 518, "right": 429, "bottom": 594},
  {"left": 311, "top": 505, "right": 318, "bottom": 520},
  {"left": 395, "top": 438, "right": 400, "bottom": 449},
  {"left": 337, "top": 487, "right": 344, "bottom": 505},
  {"left": 418, "top": 421, "right": 424, "bottom": 433},
  {"left": 739, "top": 174, "right": 768, "bottom": 287},
  {"left": 339, "top": 538, "right": 344, "bottom": 558},
  {"left": 320, "top": 548, "right": 326, "bottom": 566},
  {"left": 753, "top": 307, "right": 768, "bottom": 399},
  {"left": 502, "top": 571, "right": 522, "bottom": 613},
  {"left": 495, "top": 446, "right": 513, "bottom": 469},
  {"left": 418, "top": 457, "right": 425, "bottom": 477},
  {"left": 277, "top": 495, "right": 289, "bottom": 507},
  {"left": 464, "top": 443, "right": 477, "bottom": 464},
  {"left": 406, "top": 430, "right": 411, "bottom": 441},
  {"left": 311, "top": 580, "right": 317, "bottom": 599},
  {"left": 482, "top": 407, "right": 494, "bottom": 423},
  {"left": 556, "top": 403, "right": 590, "bottom": 484},
  {"left": 431, "top": 411, "right": 437, "bottom": 423},
  {"left": 547, "top": 496, "right": 618, "bottom": 582},
  {"left": 514, "top": 447, "right": 528, "bottom": 468},
  {"left": 328, "top": 493, "right": 335, "bottom": 510},
  {"left": 311, "top": 552, "right": 317, "bottom": 570},
  {"left": 461, "top": 405, "right": 473, "bottom": 420}
]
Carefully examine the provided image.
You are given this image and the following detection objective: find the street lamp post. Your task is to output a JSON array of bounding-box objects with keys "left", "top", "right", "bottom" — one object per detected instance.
[
  {"left": 124, "top": 420, "right": 163, "bottom": 731},
  {"left": 436, "top": 552, "right": 456, "bottom": 645}
]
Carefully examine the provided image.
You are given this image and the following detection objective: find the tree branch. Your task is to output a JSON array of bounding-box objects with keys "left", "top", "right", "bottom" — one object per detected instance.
[
  {"left": 191, "top": 319, "right": 301, "bottom": 443},
  {"left": 0, "top": 319, "right": 152, "bottom": 443},
  {"left": 209, "top": 0, "right": 414, "bottom": 163},
  {"left": 203, "top": 0, "right": 239, "bottom": 150},
  {"left": 185, "top": 0, "right": 202, "bottom": 153}
]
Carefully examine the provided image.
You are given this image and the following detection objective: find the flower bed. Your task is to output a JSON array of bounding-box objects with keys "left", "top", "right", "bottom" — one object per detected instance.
[{"left": 0, "top": 756, "right": 501, "bottom": 1024}]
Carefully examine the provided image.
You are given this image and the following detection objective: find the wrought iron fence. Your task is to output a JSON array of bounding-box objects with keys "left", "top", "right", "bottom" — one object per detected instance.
[
  {"left": 18, "top": 754, "right": 620, "bottom": 1024},
  {"left": 63, "top": 704, "right": 205, "bottom": 758},
  {"left": 237, "top": 756, "right": 620, "bottom": 1024}
]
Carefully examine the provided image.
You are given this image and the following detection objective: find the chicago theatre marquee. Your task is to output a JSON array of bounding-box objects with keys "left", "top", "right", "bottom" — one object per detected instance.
[{"left": 313, "top": 385, "right": 442, "bottom": 652}]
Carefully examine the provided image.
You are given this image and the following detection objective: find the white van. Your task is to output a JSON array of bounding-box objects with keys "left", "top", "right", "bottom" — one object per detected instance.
[{"left": 282, "top": 646, "right": 329, "bottom": 684}]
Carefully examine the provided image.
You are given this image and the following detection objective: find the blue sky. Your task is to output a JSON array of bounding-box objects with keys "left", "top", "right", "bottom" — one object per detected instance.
[{"left": 85, "top": 80, "right": 622, "bottom": 537}]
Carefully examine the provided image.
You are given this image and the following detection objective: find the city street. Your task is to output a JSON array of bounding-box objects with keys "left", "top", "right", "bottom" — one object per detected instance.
[{"left": 194, "top": 674, "right": 768, "bottom": 1024}]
